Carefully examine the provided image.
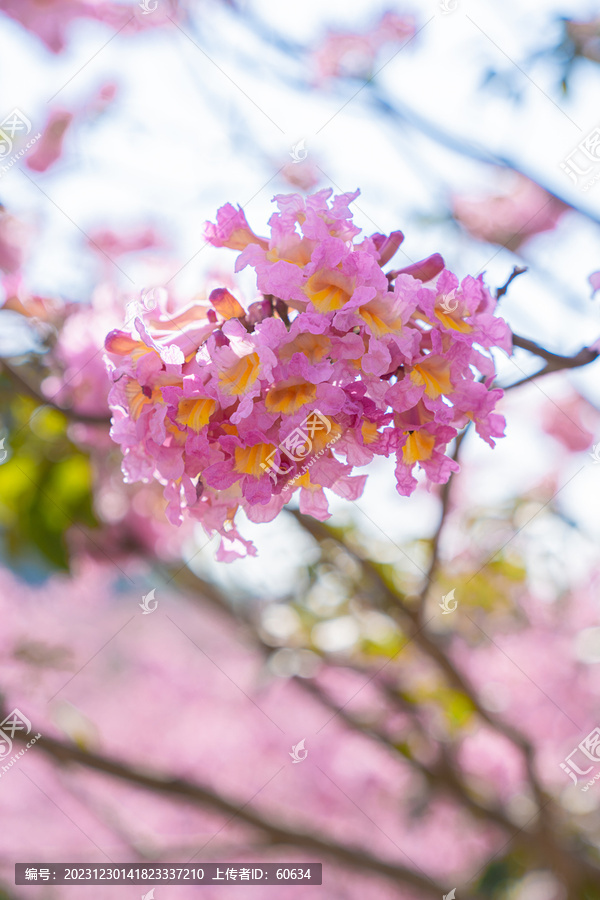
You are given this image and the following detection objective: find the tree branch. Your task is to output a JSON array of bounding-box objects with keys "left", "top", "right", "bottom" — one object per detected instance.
[
  {"left": 11, "top": 724, "right": 457, "bottom": 899},
  {"left": 165, "top": 564, "right": 579, "bottom": 891},
  {"left": 0, "top": 362, "right": 110, "bottom": 426},
  {"left": 495, "top": 266, "right": 528, "bottom": 300},
  {"left": 172, "top": 561, "right": 530, "bottom": 843},
  {"left": 287, "top": 512, "right": 595, "bottom": 891},
  {"left": 507, "top": 334, "right": 598, "bottom": 388},
  {"left": 416, "top": 427, "right": 468, "bottom": 625}
]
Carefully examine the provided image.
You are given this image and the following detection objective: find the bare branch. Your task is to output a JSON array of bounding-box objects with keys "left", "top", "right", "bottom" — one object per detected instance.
[
  {"left": 496, "top": 266, "right": 528, "bottom": 300},
  {"left": 507, "top": 335, "right": 598, "bottom": 388}
]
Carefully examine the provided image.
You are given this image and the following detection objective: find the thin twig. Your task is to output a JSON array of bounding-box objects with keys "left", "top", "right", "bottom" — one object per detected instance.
[
  {"left": 416, "top": 427, "right": 469, "bottom": 624},
  {"left": 496, "top": 266, "right": 528, "bottom": 300}
]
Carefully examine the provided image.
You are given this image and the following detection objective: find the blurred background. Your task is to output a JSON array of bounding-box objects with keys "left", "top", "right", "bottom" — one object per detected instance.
[{"left": 1, "top": 0, "right": 600, "bottom": 897}]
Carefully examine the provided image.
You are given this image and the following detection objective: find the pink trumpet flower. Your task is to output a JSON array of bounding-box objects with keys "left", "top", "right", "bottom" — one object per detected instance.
[{"left": 106, "top": 189, "right": 510, "bottom": 560}]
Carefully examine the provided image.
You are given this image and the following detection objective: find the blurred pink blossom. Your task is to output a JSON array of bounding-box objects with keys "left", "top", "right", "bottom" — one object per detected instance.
[
  {"left": 87, "top": 227, "right": 165, "bottom": 259},
  {"left": 0, "top": 210, "right": 29, "bottom": 274},
  {"left": 589, "top": 270, "right": 600, "bottom": 296},
  {"left": 1, "top": 552, "right": 599, "bottom": 894},
  {"left": 280, "top": 159, "right": 321, "bottom": 192},
  {"left": 0, "top": 558, "right": 510, "bottom": 892},
  {"left": 541, "top": 390, "right": 597, "bottom": 452},
  {"left": 0, "top": 0, "right": 179, "bottom": 53},
  {"left": 83, "top": 81, "right": 119, "bottom": 117},
  {"left": 565, "top": 17, "right": 600, "bottom": 64},
  {"left": 452, "top": 175, "right": 568, "bottom": 252},
  {"left": 313, "top": 10, "right": 416, "bottom": 82},
  {"left": 26, "top": 109, "right": 73, "bottom": 173},
  {"left": 26, "top": 82, "right": 118, "bottom": 174}
]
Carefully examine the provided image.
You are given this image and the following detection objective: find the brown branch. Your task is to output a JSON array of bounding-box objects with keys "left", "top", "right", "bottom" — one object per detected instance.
[
  {"left": 495, "top": 266, "right": 528, "bottom": 300},
  {"left": 0, "top": 361, "right": 110, "bottom": 426},
  {"left": 289, "top": 510, "right": 540, "bottom": 757},
  {"left": 173, "top": 563, "right": 526, "bottom": 842},
  {"left": 492, "top": 267, "right": 598, "bottom": 387},
  {"left": 507, "top": 334, "right": 599, "bottom": 389},
  {"left": 287, "top": 512, "right": 595, "bottom": 891},
  {"left": 168, "top": 539, "right": 599, "bottom": 892},
  {"left": 416, "top": 427, "right": 469, "bottom": 625},
  {"left": 298, "top": 676, "right": 519, "bottom": 839},
  {"left": 169, "top": 565, "right": 572, "bottom": 891},
  {"left": 171, "top": 566, "right": 526, "bottom": 841},
  {"left": 11, "top": 724, "right": 456, "bottom": 899},
  {"left": 511, "top": 334, "right": 598, "bottom": 367},
  {"left": 288, "top": 518, "right": 549, "bottom": 777}
]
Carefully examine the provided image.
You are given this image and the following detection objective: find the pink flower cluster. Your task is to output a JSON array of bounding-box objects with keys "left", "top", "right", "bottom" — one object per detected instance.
[{"left": 105, "top": 189, "right": 511, "bottom": 560}]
